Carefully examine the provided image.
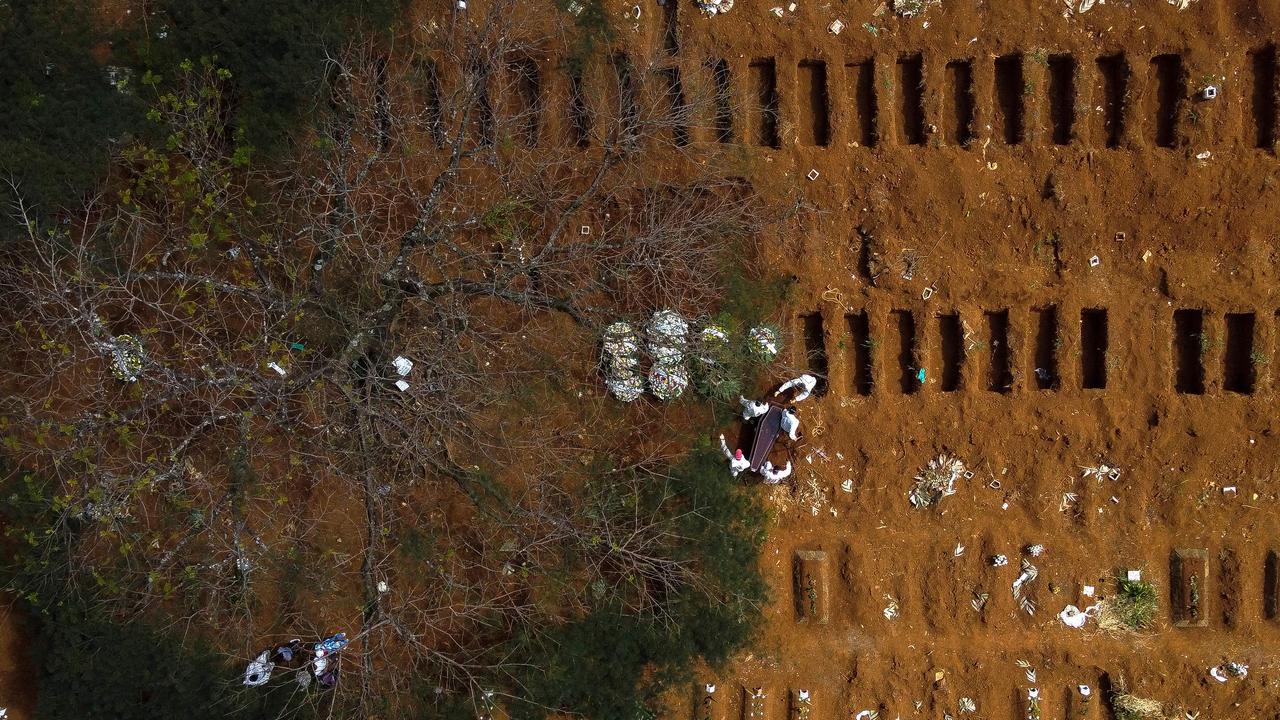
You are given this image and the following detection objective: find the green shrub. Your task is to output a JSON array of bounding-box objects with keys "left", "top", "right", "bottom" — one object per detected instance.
[
  {"left": 32, "top": 601, "right": 298, "bottom": 720},
  {"left": 129, "top": 0, "right": 407, "bottom": 155},
  {"left": 505, "top": 449, "right": 767, "bottom": 720},
  {"left": 1109, "top": 576, "right": 1158, "bottom": 631},
  {"left": 0, "top": 0, "right": 143, "bottom": 218}
]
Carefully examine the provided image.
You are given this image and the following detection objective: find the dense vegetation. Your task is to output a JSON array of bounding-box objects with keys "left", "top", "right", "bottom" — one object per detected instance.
[
  {"left": 0, "top": 0, "right": 139, "bottom": 214},
  {"left": 0, "top": 0, "right": 403, "bottom": 223},
  {"left": 0, "top": 1, "right": 775, "bottom": 717}
]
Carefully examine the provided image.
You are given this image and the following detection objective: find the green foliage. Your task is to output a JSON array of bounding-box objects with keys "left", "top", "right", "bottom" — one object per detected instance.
[
  {"left": 31, "top": 600, "right": 297, "bottom": 720},
  {"left": 689, "top": 321, "right": 775, "bottom": 405},
  {"left": 553, "top": 0, "right": 613, "bottom": 75},
  {"left": 0, "top": 0, "right": 143, "bottom": 217},
  {"left": 506, "top": 450, "right": 767, "bottom": 720},
  {"left": 1113, "top": 576, "right": 1159, "bottom": 631},
  {"left": 130, "top": 0, "right": 407, "bottom": 155},
  {"left": 719, "top": 269, "right": 793, "bottom": 328}
]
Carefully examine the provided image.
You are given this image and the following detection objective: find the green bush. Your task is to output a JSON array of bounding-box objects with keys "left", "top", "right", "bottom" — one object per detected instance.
[
  {"left": 129, "top": 0, "right": 407, "bottom": 155},
  {"left": 1111, "top": 576, "right": 1158, "bottom": 631},
  {"left": 32, "top": 601, "right": 298, "bottom": 720},
  {"left": 0, "top": 0, "right": 142, "bottom": 217},
  {"left": 505, "top": 449, "right": 767, "bottom": 720}
]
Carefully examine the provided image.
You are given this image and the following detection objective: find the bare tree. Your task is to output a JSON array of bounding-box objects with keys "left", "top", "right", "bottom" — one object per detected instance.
[{"left": 0, "top": 2, "right": 771, "bottom": 716}]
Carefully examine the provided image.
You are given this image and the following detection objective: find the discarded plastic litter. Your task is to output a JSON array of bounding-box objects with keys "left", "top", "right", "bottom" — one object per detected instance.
[
  {"left": 395, "top": 379, "right": 410, "bottom": 392},
  {"left": 243, "top": 651, "right": 274, "bottom": 686},
  {"left": 882, "top": 595, "right": 900, "bottom": 619},
  {"left": 909, "top": 454, "right": 964, "bottom": 508},
  {"left": 1058, "top": 603, "right": 1100, "bottom": 628},
  {"left": 392, "top": 356, "right": 413, "bottom": 376},
  {"left": 1209, "top": 662, "right": 1248, "bottom": 683},
  {"left": 828, "top": 19, "right": 844, "bottom": 33},
  {"left": 694, "top": 0, "right": 734, "bottom": 16}
]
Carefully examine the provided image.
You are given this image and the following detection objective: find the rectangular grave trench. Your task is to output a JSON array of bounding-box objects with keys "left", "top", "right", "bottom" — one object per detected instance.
[
  {"left": 847, "top": 311, "right": 873, "bottom": 395},
  {"left": 788, "top": 689, "right": 812, "bottom": 720},
  {"left": 661, "top": 66, "right": 690, "bottom": 147},
  {"left": 612, "top": 53, "right": 640, "bottom": 140},
  {"left": 416, "top": 58, "right": 445, "bottom": 146},
  {"left": 1224, "top": 313, "right": 1256, "bottom": 394},
  {"left": 1265, "top": 550, "right": 1279, "bottom": 621},
  {"left": 742, "top": 687, "right": 769, "bottom": 720},
  {"left": 994, "top": 53, "right": 1025, "bottom": 145},
  {"left": 1047, "top": 54, "right": 1076, "bottom": 145},
  {"left": 662, "top": 0, "right": 679, "bottom": 54},
  {"left": 1171, "top": 548, "right": 1208, "bottom": 627},
  {"left": 1096, "top": 54, "right": 1129, "bottom": 148},
  {"left": 1015, "top": 687, "right": 1041, "bottom": 720},
  {"left": 894, "top": 310, "right": 919, "bottom": 394},
  {"left": 508, "top": 57, "right": 541, "bottom": 147},
  {"left": 798, "top": 60, "right": 830, "bottom": 146},
  {"left": 1251, "top": 44, "right": 1277, "bottom": 148},
  {"left": 1033, "top": 306, "right": 1059, "bottom": 390},
  {"left": 793, "top": 550, "right": 829, "bottom": 623},
  {"left": 1173, "top": 309, "right": 1204, "bottom": 394},
  {"left": 897, "top": 54, "right": 925, "bottom": 145},
  {"left": 800, "top": 312, "right": 828, "bottom": 396},
  {"left": 1219, "top": 547, "right": 1241, "bottom": 628},
  {"left": 987, "top": 310, "right": 1012, "bottom": 392},
  {"left": 749, "top": 59, "right": 780, "bottom": 148},
  {"left": 692, "top": 681, "right": 726, "bottom": 720},
  {"left": 1081, "top": 309, "right": 1107, "bottom": 389},
  {"left": 938, "top": 312, "right": 963, "bottom": 391},
  {"left": 711, "top": 59, "right": 734, "bottom": 143},
  {"left": 568, "top": 67, "right": 591, "bottom": 147},
  {"left": 849, "top": 59, "right": 878, "bottom": 146},
  {"left": 1151, "top": 53, "right": 1184, "bottom": 148},
  {"left": 945, "top": 59, "right": 974, "bottom": 146},
  {"left": 1066, "top": 684, "right": 1091, "bottom": 720}
]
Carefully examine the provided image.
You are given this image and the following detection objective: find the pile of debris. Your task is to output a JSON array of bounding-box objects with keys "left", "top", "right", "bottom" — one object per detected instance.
[
  {"left": 909, "top": 454, "right": 966, "bottom": 508},
  {"left": 693, "top": 0, "right": 734, "bottom": 17}
]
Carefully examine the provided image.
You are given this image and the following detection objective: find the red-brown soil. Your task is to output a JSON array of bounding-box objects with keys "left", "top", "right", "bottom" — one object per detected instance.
[{"left": 653, "top": 0, "right": 1280, "bottom": 717}]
